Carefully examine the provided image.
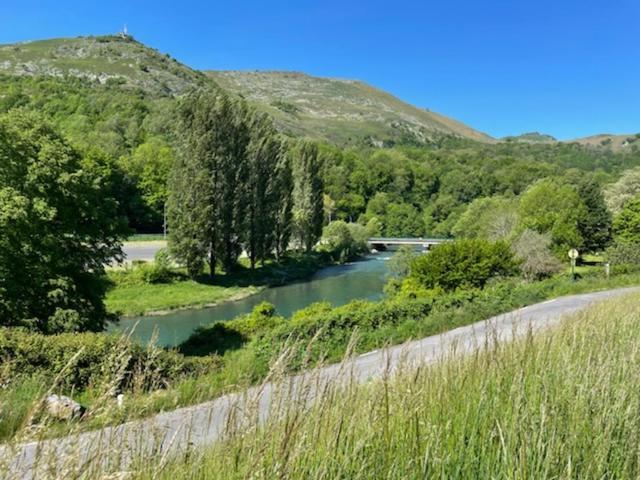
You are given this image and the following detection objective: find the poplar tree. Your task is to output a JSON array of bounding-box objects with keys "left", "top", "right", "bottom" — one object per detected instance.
[
  {"left": 273, "top": 140, "right": 294, "bottom": 261},
  {"left": 245, "top": 113, "right": 280, "bottom": 269},
  {"left": 292, "top": 141, "right": 324, "bottom": 252},
  {"left": 168, "top": 89, "right": 249, "bottom": 278}
]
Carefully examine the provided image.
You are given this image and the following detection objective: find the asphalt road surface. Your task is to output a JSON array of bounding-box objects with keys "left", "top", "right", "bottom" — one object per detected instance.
[
  {"left": 121, "top": 241, "right": 167, "bottom": 262},
  {"left": 3, "top": 287, "right": 638, "bottom": 479}
]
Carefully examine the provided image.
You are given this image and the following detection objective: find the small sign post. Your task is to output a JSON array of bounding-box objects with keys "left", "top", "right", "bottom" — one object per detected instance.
[{"left": 568, "top": 248, "right": 579, "bottom": 281}]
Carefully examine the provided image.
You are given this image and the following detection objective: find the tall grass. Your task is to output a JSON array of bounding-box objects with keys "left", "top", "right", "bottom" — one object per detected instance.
[
  {"left": 2, "top": 293, "right": 640, "bottom": 478},
  {"left": 127, "top": 293, "right": 640, "bottom": 479},
  {"left": 3, "top": 270, "right": 640, "bottom": 447}
]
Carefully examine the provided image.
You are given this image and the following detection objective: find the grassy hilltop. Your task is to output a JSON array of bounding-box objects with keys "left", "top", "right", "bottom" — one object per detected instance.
[
  {"left": 1, "top": 35, "right": 638, "bottom": 150},
  {"left": 207, "top": 70, "right": 494, "bottom": 145},
  {"left": 0, "top": 35, "right": 208, "bottom": 95}
]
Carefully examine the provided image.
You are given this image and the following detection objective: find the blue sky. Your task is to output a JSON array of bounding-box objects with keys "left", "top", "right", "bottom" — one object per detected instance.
[{"left": 2, "top": 0, "right": 638, "bottom": 139}]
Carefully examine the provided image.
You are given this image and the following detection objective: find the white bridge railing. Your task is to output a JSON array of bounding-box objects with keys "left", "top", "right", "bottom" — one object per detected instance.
[{"left": 367, "top": 237, "right": 449, "bottom": 246}]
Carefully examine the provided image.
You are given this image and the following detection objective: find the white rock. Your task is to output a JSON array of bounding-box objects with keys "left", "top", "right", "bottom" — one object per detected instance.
[{"left": 45, "top": 394, "right": 84, "bottom": 420}]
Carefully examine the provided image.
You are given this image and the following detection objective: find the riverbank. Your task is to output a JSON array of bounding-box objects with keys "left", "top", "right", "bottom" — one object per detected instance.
[
  {"left": 4, "top": 268, "right": 640, "bottom": 445},
  {"left": 112, "top": 252, "right": 390, "bottom": 346},
  {"left": 105, "top": 252, "right": 334, "bottom": 317},
  {"left": 0, "top": 284, "right": 636, "bottom": 466}
]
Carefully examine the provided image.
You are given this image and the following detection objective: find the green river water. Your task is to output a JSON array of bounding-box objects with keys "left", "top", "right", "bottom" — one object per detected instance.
[{"left": 112, "top": 252, "right": 392, "bottom": 347}]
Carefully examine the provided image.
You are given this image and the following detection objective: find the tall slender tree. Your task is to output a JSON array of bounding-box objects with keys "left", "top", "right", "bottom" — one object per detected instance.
[
  {"left": 273, "top": 140, "right": 294, "bottom": 261},
  {"left": 168, "top": 89, "right": 249, "bottom": 278},
  {"left": 245, "top": 113, "right": 280, "bottom": 269},
  {"left": 292, "top": 141, "right": 324, "bottom": 252}
]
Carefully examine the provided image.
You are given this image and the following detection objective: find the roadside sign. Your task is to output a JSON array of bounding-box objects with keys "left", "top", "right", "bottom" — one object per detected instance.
[{"left": 568, "top": 248, "right": 579, "bottom": 282}]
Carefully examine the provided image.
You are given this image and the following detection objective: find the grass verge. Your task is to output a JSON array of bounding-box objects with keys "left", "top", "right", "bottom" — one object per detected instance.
[
  {"left": 132, "top": 293, "right": 640, "bottom": 479},
  {"left": 105, "top": 252, "right": 332, "bottom": 317},
  {"left": 105, "top": 280, "right": 259, "bottom": 317},
  {"left": 1, "top": 268, "right": 639, "bottom": 445},
  {"left": 126, "top": 234, "right": 167, "bottom": 242}
]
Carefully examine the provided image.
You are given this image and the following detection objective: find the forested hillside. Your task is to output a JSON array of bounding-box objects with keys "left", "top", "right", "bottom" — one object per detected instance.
[{"left": 1, "top": 34, "right": 640, "bottom": 241}]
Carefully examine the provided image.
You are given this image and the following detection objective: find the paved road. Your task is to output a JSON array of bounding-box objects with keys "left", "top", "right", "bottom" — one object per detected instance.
[
  {"left": 2, "top": 287, "right": 638, "bottom": 479},
  {"left": 121, "top": 241, "right": 167, "bottom": 262}
]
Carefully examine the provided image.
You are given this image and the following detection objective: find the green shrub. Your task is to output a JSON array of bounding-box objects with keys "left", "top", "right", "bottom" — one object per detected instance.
[
  {"left": 109, "top": 250, "right": 179, "bottom": 286},
  {"left": 252, "top": 297, "right": 437, "bottom": 370},
  {"left": 271, "top": 100, "right": 300, "bottom": 114},
  {"left": 409, "top": 239, "right": 520, "bottom": 291},
  {"left": 604, "top": 242, "right": 640, "bottom": 266},
  {"left": 179, "top": 302, "right": 285, "bottom": 356},
  {"left": 144, "top": 248, "right": 173, "bottom": 283},
  {"left": 512, "top": 229, "right": 563, "bottom": 281},
  {"left": 0, "top": 328, "right": 217, "bottom": 393},
  {"left": 387, "top": 245, "right": 418, "bottom": 279},
  {"left": 318, "top": 221, "right": 369, "bottom": 263}
]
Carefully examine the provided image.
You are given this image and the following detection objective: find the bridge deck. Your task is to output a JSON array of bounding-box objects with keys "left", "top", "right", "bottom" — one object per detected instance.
[{"left": 367, "top": 237, "right": 449, "bottom": 245}]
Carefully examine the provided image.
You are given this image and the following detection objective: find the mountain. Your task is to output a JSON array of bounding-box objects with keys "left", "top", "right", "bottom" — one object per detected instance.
[
  {"left": 568, "top": 134, "right": 640, "bottom": 152},
  {"left": 0, "top": 35, "right": 209, "bottom": 96},
  {"left": 501, "top": 132, "right": 640, "bottom": 153},
  {"left": 206, "top": 71, "right": 494, "bottom": 146},
  {"left": 1, "top": 36, "right": 635, "bottom": 150},
  {"left": 503, "top": 132, "right": 557, "bottom": 143},
  {"left": 0, "top": 36, "right": 493, "bottom": 146}
]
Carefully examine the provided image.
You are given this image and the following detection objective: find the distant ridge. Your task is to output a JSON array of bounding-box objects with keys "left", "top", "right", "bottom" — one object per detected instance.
[
  {"left": 568, "top": 133, "right": 640, "bottom": 152},
  {"left": 503, "top": 132, "right": 557, "bottom": 143},
  {"left": 0, "top": 36, "right": 636, "bottom": 149},
  {"left": 206, "top": 70, "right": 494, "bottom": 146}
]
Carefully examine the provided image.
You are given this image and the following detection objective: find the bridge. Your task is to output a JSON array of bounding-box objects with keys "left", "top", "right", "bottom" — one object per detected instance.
[{"left": 367, "top": 237, "right": 449, "bottom": 250}]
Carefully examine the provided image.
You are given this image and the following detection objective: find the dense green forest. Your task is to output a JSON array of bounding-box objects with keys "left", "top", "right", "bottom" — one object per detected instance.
[
  {"left": 3, "top": 72, "right": 640, "bottom": 240},
  {"left": 0, "top": 74, "right": 178, "bottom": 231},
  {"left": 2, "top": 35, "right": 640, "bottom": 350}
]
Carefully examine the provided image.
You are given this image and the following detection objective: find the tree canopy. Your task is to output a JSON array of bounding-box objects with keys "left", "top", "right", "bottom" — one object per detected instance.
[
  {"left": 452, "top": 196, "right": 519, "bottom": 241},
  {"left": 518, "top": 179, "right": 587, "bottom": 254},
  {"left": 612, "top": 194, "right": 640, "bottom": 245},
  {"left": 0, "top": 110, "right": 127, "bottom": 333}
]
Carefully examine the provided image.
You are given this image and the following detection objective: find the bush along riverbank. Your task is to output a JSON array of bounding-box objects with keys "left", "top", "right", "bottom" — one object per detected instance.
[
  {"left": 3, "top": 263, "right": 640, "bottom": 443},
  {"left": 104, "top": 251, "right": 335, "bottom": 317}
]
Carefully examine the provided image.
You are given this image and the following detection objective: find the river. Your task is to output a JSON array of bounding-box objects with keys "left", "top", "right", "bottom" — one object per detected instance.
[{"left": 112, "top": 252, "right": 392, "bottom": 347}]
